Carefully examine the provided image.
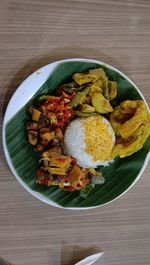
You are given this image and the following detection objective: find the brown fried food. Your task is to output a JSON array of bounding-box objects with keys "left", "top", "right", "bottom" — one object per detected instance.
[
  {"left": 111, "top": 123, "right": 150, "bottom": 158},
  {"left": 26, "top": 121, "right": 38, "bottom": 130},
  {"left": 119, "top": 101, "right": 147, "bottom": 138},
  {"left": 28, "top": 130, "right": 38, "bottom": 145},
  {"left": 110, "top": 100, "right": 150, "bottom": 158},
  {"left": 110, "top": 100, "right": 149, "bottom": 138}
]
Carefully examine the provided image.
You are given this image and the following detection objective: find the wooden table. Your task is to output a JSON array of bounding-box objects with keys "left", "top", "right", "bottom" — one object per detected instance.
[{"left": 0, "top": 0, "right": 150, "bottom": 264}]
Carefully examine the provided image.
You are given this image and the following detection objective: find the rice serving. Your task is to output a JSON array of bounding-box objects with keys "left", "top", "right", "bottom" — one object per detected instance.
[{"left": 64, "top": 116, "right": 115, "bottom": 168}]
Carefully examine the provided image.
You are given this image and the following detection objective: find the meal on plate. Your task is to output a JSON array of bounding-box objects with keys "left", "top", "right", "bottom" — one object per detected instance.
[{"left": 26, "top": 68, "right": 150, "bottom": 198}]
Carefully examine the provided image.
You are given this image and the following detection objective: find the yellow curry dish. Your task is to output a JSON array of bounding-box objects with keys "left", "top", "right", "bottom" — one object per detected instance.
[{"left": 26, "top": 68, "right": 150, "bottom": 198}]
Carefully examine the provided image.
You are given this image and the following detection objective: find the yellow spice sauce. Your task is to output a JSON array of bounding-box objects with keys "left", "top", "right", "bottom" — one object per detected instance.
[{"left": 84, "top": 116, "right": 114, "bottom": 161}]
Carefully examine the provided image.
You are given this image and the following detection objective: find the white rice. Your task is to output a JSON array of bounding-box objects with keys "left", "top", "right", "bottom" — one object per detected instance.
[{"left": 64, "top": 117, "right": 115, "bottom": 168}]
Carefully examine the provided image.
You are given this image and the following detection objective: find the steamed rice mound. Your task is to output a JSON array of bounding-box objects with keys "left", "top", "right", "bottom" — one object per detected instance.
[{"left": 64, "top": 116, "right": 115, "bottom": 168}]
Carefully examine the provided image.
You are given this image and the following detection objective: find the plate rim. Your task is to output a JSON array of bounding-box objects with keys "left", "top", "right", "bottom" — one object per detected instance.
[{"left": 2, "top": 58, "right": 150, "bottom": 210}]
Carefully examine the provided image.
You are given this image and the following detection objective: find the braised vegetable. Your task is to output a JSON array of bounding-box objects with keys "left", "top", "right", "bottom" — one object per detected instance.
[
  {"left": 108, "top": 81, "right": 117, "bottom": 100},
  {"left": 103, "top": 77, "right": 109, "bottom": 99},
  {"left": 70, "top": 87, "right": 90, "bottom": 108},
  {"left": 80, "top": 104, "right": 95, "bottom": 113},
  {"left": 75, "top": 111, "right": 98, "bottom": 118},
  {"left": 73, "top": 68, "right": 106, "bottom": 85},
  {"left": 91, "top": 93, "right": 113, "bottom": 113},
  {"left": 58, "top": 82, "right": 80, "bottom": 94},
  {"left": 89, "top": 81, "right": 103, "bottom": 94},
  {"left": 37, "top": 95, "right": 51, "bottom": 102}
]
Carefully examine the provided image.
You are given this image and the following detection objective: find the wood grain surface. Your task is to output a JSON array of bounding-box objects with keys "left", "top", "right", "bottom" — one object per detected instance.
[{"left": 0, "top": 0, "right": 150, "bottom": 264}]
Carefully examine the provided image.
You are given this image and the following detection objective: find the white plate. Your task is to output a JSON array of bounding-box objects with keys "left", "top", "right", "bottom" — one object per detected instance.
[{"left": 2, "top": 58, "right": 150, "bottom": 209}]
